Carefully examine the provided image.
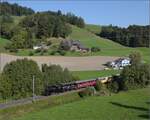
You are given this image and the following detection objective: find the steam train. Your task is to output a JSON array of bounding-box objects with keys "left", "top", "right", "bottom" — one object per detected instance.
[{"left": 44, "top": 76, "right": 112, "bottom": 96}]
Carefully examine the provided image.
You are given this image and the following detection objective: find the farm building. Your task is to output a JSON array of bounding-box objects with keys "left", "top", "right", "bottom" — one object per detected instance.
[{"left": 60, "top": 40, "right": 90, "bottom": 52}]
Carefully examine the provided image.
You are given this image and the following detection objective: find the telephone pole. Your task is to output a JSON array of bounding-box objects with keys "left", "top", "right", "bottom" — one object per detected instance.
[{"left": 32, "top": 75, "right": 35, "bottom": 102}]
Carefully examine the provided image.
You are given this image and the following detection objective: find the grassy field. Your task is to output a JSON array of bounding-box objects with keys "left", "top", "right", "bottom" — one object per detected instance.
[
  {"left": 0, "top": 92, "right": 82, "bottom": 120},
  {"left": 85, "top": 24, "right": 101, "bottom": 34},
  {"left": 72, "top": 69, "right": 120, "bottom": 80},
  {"left": 14, "top": 88, "right": 150, "bottom": 120}
]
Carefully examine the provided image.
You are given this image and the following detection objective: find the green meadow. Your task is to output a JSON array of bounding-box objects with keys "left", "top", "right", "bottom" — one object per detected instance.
[
  {"left": 14, "top": 88, "right": 150, "bottom": 120},
  {"left": 72, "top": 69, "right": 120, "bottom": 80}
]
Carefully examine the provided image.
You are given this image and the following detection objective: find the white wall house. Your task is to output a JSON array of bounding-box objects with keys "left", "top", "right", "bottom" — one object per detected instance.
[
  {"left": 33, "top": 46, "right": 42, "bottom": 50},
  {"left": 109, "top": 58, "right": 130, "bottom": 69}
]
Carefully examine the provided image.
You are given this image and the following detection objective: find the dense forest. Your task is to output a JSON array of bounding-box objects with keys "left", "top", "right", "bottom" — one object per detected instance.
[
  {"left": 0, "top": 2, "right": 85, "bottom": 50},
  {"left": 0, "top": 2, "right": 34, "bottom": 16},
  {"left": 99, "top": 25, "right": 150, "bottom": 47}
]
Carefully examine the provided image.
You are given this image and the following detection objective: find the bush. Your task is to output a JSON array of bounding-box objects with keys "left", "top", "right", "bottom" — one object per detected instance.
[
  {"left": 46, "top": 41, "right": 52, "bottom": 46},
  {"left": 50, "top": 50, "right": 57, "bottom": 55},
  {"left": 58, "top": 50, "right": 66, "bottom": 56},
  {"left": 120, "top": 53, "right": 150, "bottom": 90},
  {"left": 107, "top": 81, "right": 119, "bottom": 93},
  {"left": 91, "top": 47, "right": 101, "bottom": 52},
  {"left": 0, "top": 59, "right": 43, "bottom": 99},
  {"left": 29, "top": 51, "right": 34, "bottom": 56},
  {"left": 42, "top": 64, "right": 74, "bottom": 88},
  {"left": 78, "top": 87, "right": 96, "bottom": 98},
  {"left": 9, "top": 48, "right": 18, "bottom": 53},
  {"left": 35, "top": 49, "right": 41, "bottom": 53}
]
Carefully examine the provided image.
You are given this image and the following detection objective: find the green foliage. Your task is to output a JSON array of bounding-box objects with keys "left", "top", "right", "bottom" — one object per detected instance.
[
  {"left": 121, "top": 53, "right": 150, "bottom": 90},
  {"left": 20, "top": 13, "right": 72, "bottom": 39},
  {"left": 66, "top": 13, "right": 85, "bottom": 28},
  {"left": 0, "top": 15, "right": 14, "bottom": 39},
  {"left": 91, "top": 46, "right": 101, "bottom": 52},
  {"left": 49, "top": 50, "right": 57, "bottom": 55},
  {"left": 107, "top": 81, "right": 119, "bottom": 93},
  {"left": 100, "top": 25, "right": 150, "bottom": 47},
  {"left": 29, "top": 51, "right": 34, "bottom": 56},
  {"left": 0, "top": 2, "right": 34, "bottom": 16},
  {"left": 57, "top": 50, "right": 66, "bottom": 56},
  {"left": 78, "top": 87, "right": 95, "bottom": 98},
  {"left": 0, "top": 59, "right": 43, "bottom": 99},
  {"left": 129, "top": 52, "right": 142, "bottom": 65},
  {"left": 42, "top": 64, "right": 74, "bottom": 87}
]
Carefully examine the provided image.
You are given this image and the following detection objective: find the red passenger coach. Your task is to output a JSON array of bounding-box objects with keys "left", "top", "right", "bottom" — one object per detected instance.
[{"left": 76, "top": 79, "right": 97, "bottom": 89}]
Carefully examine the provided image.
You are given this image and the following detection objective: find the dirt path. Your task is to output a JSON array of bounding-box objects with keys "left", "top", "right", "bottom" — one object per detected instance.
[{"left": 0, "top": 53, "right": 119, "bottom": 71}]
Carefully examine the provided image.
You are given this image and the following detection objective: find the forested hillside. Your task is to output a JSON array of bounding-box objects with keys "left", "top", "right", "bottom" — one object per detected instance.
[
  {"left": 0, "top": 2, "right": 85, "bottom": 51},
  {"left": 99, "top": 25, "right": 150, "bottom": 47},
  {"left": 0, "top": 2, "right": 34, "bottom": 16}
]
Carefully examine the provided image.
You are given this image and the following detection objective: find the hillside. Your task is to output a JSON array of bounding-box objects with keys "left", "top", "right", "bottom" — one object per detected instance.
[
  {"left": 68, "top": 25, "right": 150, "bottom": 62},
  {"left": 14, "top": 88, "right": 150, "bottom": 120},
  {"left": 69, "top": 25, "right": 124, "bottom": 49},
  {"left": 0, "top": 24, "right": 149, "bottom": 63},
  {"left": 85, "top": 24, "right": 101, "bottom": 34}
]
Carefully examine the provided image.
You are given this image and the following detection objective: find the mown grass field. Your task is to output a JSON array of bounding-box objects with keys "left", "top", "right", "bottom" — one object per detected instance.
[
  {"left": 14, "top": 88, "right": 150, "bottom": 120},
  {"left": 72, "top": 69, "right": 120, "bottom": 80},
  {"left": 85, "top": 24, "right": 101, "bottom": 34}
]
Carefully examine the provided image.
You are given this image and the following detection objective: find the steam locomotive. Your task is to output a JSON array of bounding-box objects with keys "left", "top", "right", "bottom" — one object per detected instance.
[{"left": 44, "top": 76, "right": 112, "bottom": 95}]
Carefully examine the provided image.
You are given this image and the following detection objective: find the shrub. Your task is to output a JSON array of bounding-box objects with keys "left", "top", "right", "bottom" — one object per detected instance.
[
  {"left": 29, "top": 51, "right": 34, "bottom": 56},
  {"left": 58, "top": 50, "right": 66, "bottom": 56},
  {"left": 35, "top": 49, "right": 41, "bottom": 53},
  {"left": 46, "top": 41, "right": 52, "bottom": 46},
  {"left": 50, "top": 50, "right": 57, "bottom": 55},
  {"left": 42, "top": 64, "right": 74, "bottom": 87},
  {"left": 78, "top": 87, "right": 95, "bottom": 98},
  {"left": 107, "top": 81, "right": 119, "bottom": 93},
  {"left": 0, "top": 59, "right": 43, "bottom": 99},
  {"left": 91, "top": 47, "right": 101, "bottom": 52}
]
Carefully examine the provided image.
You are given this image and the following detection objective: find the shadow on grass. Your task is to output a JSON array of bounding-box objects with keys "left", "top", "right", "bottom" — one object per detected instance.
[{"left": 110, "top": 102, "right": 149, "bottom": 119}]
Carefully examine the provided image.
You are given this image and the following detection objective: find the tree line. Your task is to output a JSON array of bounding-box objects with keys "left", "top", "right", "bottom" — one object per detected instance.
[
  {"left": 0, "top": 59, "right": 77, "bottom": 99},
  {"left": 99, "top": 25, "right": 150, "bottom": 47},
  {"left": 0, "top": 2, "right": 34, "bottom": 16}
]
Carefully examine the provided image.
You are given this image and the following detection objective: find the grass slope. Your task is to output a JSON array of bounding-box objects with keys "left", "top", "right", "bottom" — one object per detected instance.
[
  {"left": 69, "top": 25, "right": 124, "bottom": 49},
  {"left": 85, "top": 24, "right": 101, "bottom": 34},
  {"left": 68, "top": 25, "right": 150, "bottom": 62},
  {"left": 15, "top": 88, "right": 150, "bottom": 120},
  {"left": 72, "top": 70, "right": 120, "bottom": 80}
]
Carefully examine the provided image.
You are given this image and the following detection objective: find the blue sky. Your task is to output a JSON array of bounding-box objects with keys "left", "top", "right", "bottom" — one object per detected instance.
[{"left": 8, "top": 0, "right": 149, "bottom": 27}]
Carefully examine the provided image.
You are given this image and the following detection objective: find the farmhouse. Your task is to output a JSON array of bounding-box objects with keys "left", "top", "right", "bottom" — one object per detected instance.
[
  {"left": 60, "top": 40, "right": 90, "bottom": 52},
  {"left": 107, "top": 58, "right": 130, "bottom": 69}
]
